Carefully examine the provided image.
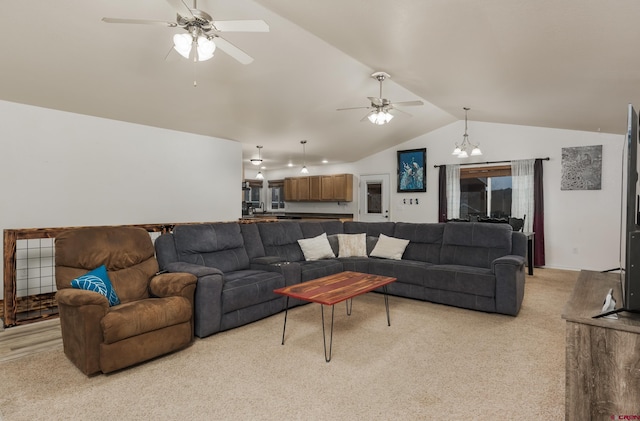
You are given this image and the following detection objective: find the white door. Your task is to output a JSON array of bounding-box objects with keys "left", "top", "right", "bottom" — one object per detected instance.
[{"left": 359, "top": 174, "right": 390, "bottom": 222}]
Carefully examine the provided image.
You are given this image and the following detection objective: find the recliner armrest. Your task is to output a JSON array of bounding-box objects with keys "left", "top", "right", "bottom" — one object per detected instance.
[{"left": 55, "top": 288, "right": 110, "bottom": 308}]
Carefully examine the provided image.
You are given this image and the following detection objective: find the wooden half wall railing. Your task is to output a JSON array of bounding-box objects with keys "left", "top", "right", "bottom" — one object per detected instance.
[{"left": 2, "top": 223, "right": 182, "bottom": 328}]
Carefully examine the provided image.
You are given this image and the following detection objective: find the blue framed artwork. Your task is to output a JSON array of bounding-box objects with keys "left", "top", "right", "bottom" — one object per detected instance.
[{"left": 397, "top": 148, "right": 426, "bottom": 192}]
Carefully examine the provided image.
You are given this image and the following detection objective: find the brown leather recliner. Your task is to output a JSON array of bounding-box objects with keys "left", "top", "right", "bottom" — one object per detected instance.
[{"left": 54, "top": 226, "right": 197, "bottom": 376}]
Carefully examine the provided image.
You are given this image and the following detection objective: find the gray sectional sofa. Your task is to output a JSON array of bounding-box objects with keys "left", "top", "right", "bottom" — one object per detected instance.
[{"left": 155, "top": 220, "right": 527, "bottom": 338}]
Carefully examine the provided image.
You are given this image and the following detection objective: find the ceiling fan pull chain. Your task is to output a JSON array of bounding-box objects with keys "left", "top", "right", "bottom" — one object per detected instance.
[{"left": 193, "top": 58, "right": 198, "bottom": 87}]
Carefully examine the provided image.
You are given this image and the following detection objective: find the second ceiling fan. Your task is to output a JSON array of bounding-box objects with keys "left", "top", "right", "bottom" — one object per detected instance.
[
  {"left": 337, "top": 72, "right": 424, "bottom": 125},
  {"left": 102, "top": 0, "right": 269, "bottom": 64}
]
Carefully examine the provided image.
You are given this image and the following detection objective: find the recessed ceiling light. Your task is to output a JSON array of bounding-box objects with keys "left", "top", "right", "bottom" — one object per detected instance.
[
  {"left": 287, "top": 162, "right": 293, "bottom": 167},
  {"left": 322, "top": 159, "right": 328, "bottom": 164}
]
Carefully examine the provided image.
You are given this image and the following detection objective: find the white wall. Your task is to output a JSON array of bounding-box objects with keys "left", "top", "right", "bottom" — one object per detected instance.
[
  {"left": 0, "top": 100, "right": 242, "bottom": 299},
  {"left": 261, "top": 120, "right": 623, "bottom": 271}
]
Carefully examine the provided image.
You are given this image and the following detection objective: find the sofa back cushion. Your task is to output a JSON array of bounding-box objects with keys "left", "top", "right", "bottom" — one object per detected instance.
[
  {"left": 440, "top": 222, "right": 512, "bottom": 268},
  {"left": 173, "top": 223, "right": 250, "bottom": 273},
  {"left": 257, "top": 222, "right": 305, "bottom": 262},
  {"left": 240, "top": 223, "right": 266, "bottom": 259},
  {"left": 343, "top": 221, "right": 395, "bottom": 237},
  {"left": 299, "top": 221, "right": 344, "bottom": 238},
  {"left": 393, "top": 222, "right": 444, "bottom": 264}
]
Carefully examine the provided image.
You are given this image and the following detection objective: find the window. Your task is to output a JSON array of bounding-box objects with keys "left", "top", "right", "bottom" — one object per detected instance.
[
  {"left": 243, "top": 179, "right": 263, "bottom": 209},
  {"left": 268, "top": 180, "right": 285, "bottom": 210},
  {"left": 459, "top": 165, "right": 512, "bottom": 219}
]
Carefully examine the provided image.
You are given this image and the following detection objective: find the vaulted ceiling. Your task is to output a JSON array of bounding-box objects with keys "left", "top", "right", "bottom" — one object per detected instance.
[{"left": 1, "top": 0, "right": 639, "bottom": 170}]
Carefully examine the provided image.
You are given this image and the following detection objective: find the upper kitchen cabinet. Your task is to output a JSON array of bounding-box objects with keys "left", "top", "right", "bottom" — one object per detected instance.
[{"left": 284, "top": 174, "right": 352, "bottom": 202}]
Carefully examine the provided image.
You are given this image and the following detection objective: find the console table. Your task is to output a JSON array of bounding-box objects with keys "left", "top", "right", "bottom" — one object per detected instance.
[{"left": 561, "top": 270, "right": 640, "bottom": 419}]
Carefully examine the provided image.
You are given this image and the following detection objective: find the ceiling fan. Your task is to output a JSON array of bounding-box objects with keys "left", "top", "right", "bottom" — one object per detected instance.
[
  {"left": 102, "top": 0, "right": 269, "bottom": 64},
  {"left": 337, "top": 72, "right": 424, "bottom": 125}
]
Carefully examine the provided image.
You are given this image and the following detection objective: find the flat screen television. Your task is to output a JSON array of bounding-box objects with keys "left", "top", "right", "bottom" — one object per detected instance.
[{"left": 597, "top": 104, "right": 640, "bottom": 317}]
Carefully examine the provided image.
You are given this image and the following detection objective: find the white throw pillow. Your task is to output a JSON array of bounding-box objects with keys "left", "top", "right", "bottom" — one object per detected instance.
[
  {"left": 337, "top": 233, "right": 367, "bottom": 258},
  {"left": 370, "top": 234, "right": 410, "bottom": 260},
  {"left": 298, "top": 233, "right": 336, "bottom": 261}
]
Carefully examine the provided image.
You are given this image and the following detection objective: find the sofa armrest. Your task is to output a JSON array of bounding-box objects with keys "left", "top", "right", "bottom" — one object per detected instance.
[
  {"left": 492, "top": 255, "right": 526, "bottom": 316},
  {"left": 251, "top": 258, "right": 302, "bottom": 287},
  {"left": 252, "top": 256, "right": 286, "bottom": 265},
  {"left": 491, "top": 255, "right": 525, "bottom": 270},
  {"left": 161, "top": 262, "right": 225, "bottom": 338},
  {"left": 164, "top": 261, "right": 224, "bottom": 278},
  {"left": 149, "top": 272, "right": 197, "bottom": 299}
]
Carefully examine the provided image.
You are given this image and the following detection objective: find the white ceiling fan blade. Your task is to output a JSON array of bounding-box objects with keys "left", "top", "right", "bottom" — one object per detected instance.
[
  {"left": 214, "top": 20, "right": 269, "bottom": 32},
  {"left": 391, "top": 100, "right": 424, "bottom": 107},
  {"left": 166, "top": 0, "right": 194, "bottom": 18},
  {"left": 337, "top": 106, "right": 370, "bottom": 111},
  {"left": 214, "top": 36, "right": 254, "bottom": 64},
  {"left": 390, "top": 107, "right": 413, "bottom": 117},
  {"left": 102, "top": 17, "right": 177, "bottom": 27},
  {"left": 368, "top": 97, "right": 383, "bottom": 107}
]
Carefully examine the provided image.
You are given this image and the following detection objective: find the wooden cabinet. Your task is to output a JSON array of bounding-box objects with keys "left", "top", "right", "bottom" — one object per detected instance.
[
  {"left": 297, "top": 177, "right": 310, "bottom": 201},
  {"left": 332, "top": 174, "right": 352, "bottom": 201},
  {"left": 284, "top": 174, "right": 352, "bottom": 202},
  {"left": 562, "top": 270, "right": 640, "bottom": 419},
  {"left": 320, "top": 176, "right": 334, "bottom": 201},
  {"left": 309, "top": 176, "right": 321, "bottom": 201}
]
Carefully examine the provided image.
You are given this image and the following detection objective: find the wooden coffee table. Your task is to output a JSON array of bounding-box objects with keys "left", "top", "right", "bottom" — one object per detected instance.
[{"left": 273, "top": 271, "right": 397, "bottom": 362}]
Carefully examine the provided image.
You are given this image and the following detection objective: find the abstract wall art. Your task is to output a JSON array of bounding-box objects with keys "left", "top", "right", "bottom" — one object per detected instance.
[{"left": 561, "top": 145, "right": 602, "bottom": 190}]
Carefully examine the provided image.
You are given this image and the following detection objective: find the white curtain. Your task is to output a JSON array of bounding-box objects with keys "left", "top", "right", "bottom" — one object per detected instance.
[
  {"left": 446, "top": 164, "right": 460, "bottom": 219},
  {"left": 511, "top": 159, "right": 534, "bottom": 232}
]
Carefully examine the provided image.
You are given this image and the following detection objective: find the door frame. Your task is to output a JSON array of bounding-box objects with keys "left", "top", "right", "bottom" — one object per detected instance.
[{"left": 359, "top": 174, "right": 391, "bottom": 222}]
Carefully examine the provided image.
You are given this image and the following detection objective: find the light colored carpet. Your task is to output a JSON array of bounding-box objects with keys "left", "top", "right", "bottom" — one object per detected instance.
[{"left": 0, "top": 268, "right": 577, "bottom": 421}]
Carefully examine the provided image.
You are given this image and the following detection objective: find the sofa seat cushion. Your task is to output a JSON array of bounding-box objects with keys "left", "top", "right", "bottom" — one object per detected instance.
[
  {"left": 367, "top": 259, "right": 432, "bottom": 287},
  {"left": 101, "top": 296, "right": 192, "bottom": 344},
  {"left": 425, "top": 265, "right": 496, "bottom": 297},
  {"left": 222, "top": 270, "right": 285, "bottom": 313},
  {"left": 299, "top": 259, "right": 344, "bottom": 282}
]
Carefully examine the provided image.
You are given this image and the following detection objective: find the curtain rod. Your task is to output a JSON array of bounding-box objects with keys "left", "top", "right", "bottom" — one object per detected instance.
[{"left": 433, "top": 157, "right": 550, "bottom": 168}]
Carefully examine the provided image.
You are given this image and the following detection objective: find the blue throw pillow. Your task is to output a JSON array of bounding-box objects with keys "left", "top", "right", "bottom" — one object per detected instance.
[{"left": 70, "top": 265, "right": 120, "bottom": 306}]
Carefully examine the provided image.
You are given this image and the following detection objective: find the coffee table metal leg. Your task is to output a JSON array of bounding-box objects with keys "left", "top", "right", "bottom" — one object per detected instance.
[
  {"left": 346, "top": 298, "right": 353, "bottom": 316},
  {"left": 383, "top": 285, "right": 391, "bottom": 326},
  {"left": 281, "top": 296, "right": 290, "bottom": 345},
  {"left": 321, "top": 304, "right": 335, "bottom": 362}
]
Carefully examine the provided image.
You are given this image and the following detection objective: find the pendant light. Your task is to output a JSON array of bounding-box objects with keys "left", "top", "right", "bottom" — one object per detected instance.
[
  {"left": 452, "top": 107, "right": 482, "bottom": 158},
  {"left": 300, "top": 140, "right": 309, "bottom": 174},
  {"left": 251, "top": 145, "right": 263, "bottom": 165}
]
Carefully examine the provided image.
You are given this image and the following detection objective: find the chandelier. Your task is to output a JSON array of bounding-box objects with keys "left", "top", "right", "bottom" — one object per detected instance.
[{"left": 452, "top": 107, "right": 482, "bottom": 158}]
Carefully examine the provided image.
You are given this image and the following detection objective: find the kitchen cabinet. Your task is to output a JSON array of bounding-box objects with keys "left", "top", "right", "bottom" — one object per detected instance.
[
  {"left": 309, "top": 176, "right": 321, "bottom": 201},
  {"left": 297, "top": 177, "right": 310, "bottom": 201},
  {"left": 284, "top": 174, "right": 352, "bottom": 202}
]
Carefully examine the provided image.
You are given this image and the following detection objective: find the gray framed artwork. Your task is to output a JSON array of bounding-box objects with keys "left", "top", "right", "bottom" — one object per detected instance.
[{"left": 561, "top": 145, "right": 602, "bottom": 190}]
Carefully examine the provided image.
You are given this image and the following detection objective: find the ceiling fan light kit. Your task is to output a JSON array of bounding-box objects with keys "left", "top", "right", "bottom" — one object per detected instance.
[
  {"left": 368, "top": 110, "right": 394, "bottom": 125},
  {"left": 172, "top": 33, "right": 216, "bottom": 61},
  {"left": 102, "top": 0, "right": 269, "bottom": 65},
  {"left": 452, "top": 107, "right": 482, "bottom": 158},
  {"left": 337, "top": 71, "right": 424, "bottom": 125}
]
